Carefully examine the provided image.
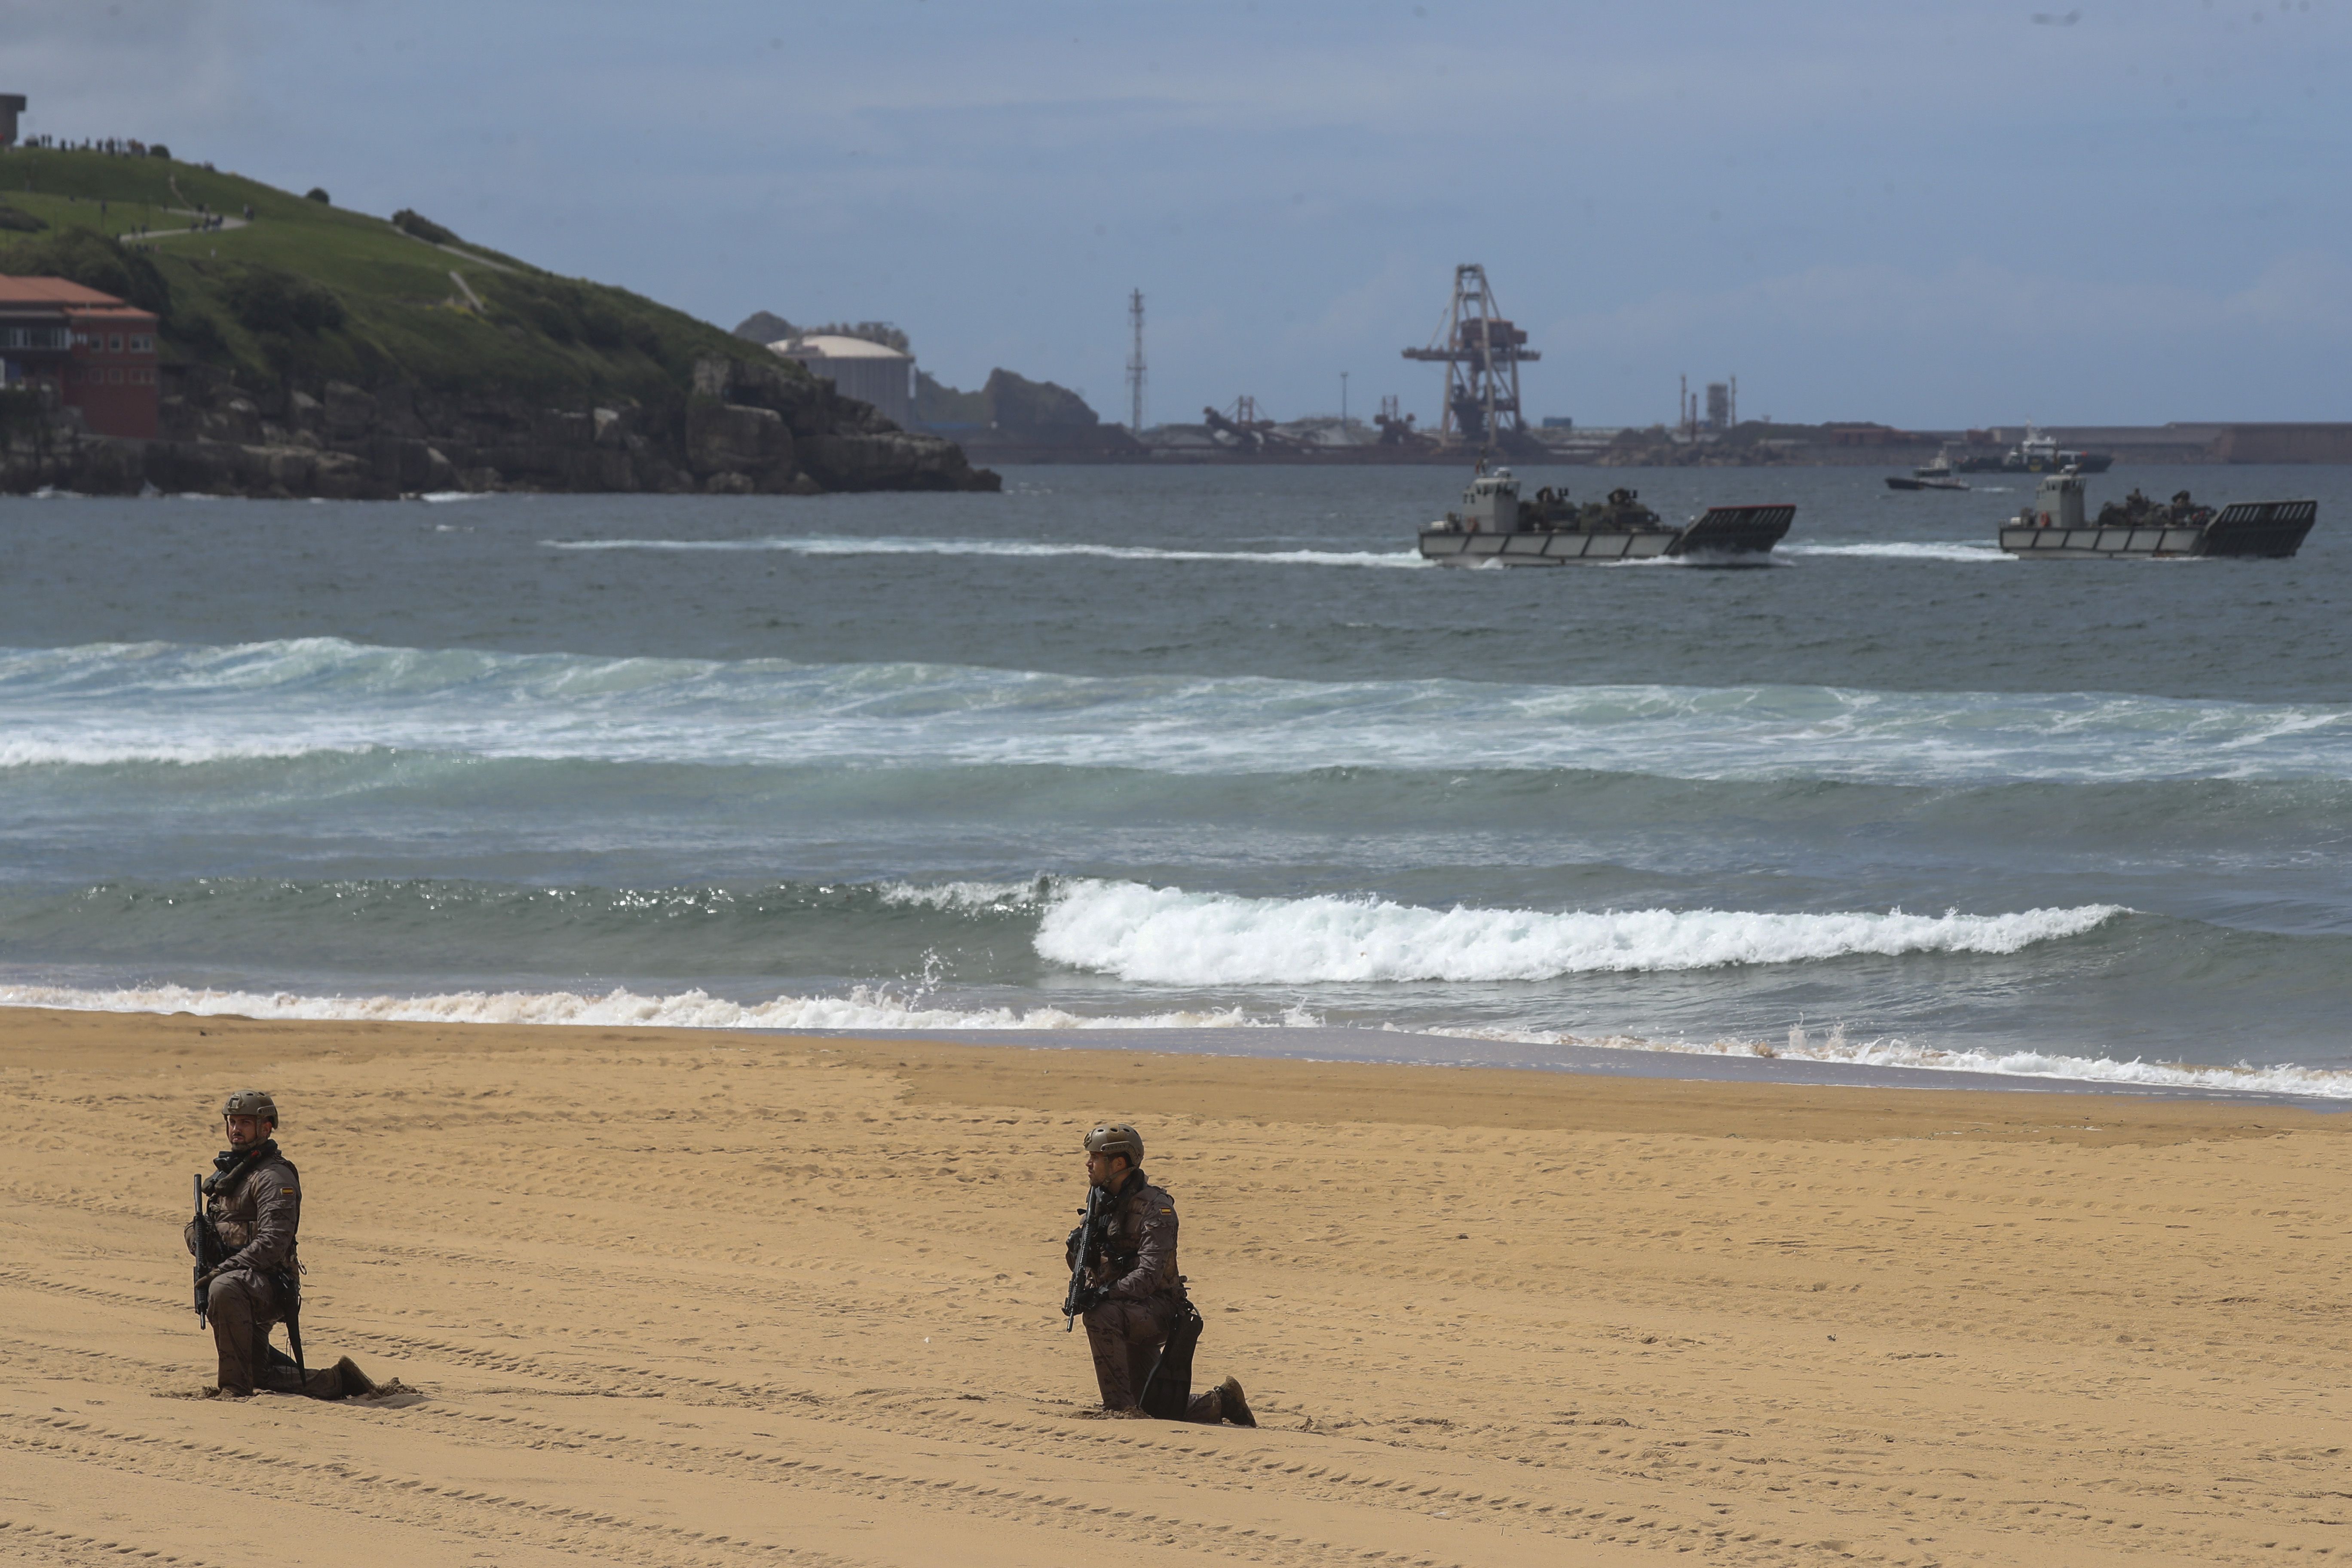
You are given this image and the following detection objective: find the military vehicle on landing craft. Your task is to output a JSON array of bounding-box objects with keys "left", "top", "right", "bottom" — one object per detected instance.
[
  {"left": 1997, "top": 472, "right": 2316, "bottom": 559},
  {"left": 1417, "top": 464, "right": 1795, "bottom": 565}
]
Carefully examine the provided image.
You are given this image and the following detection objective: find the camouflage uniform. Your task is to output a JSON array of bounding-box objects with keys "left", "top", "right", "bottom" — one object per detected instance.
[
  {"left": 1077, "top": 1168, "right": 1232, "bottom": 1422},
  {"left": 186, "top": 1142, "right": 347, "bottom": 1397},
  {"left": 185, "top": 1095, "right": 376, "bottom": 1401}
]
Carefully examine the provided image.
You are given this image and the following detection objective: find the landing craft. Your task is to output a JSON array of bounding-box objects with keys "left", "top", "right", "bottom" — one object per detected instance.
[
  {"left": 1417, "top": 465, "right": 1795, "bottom": 565},
  {"left": 1996, "top": 472, "right": 2317, "bottom": 559}
]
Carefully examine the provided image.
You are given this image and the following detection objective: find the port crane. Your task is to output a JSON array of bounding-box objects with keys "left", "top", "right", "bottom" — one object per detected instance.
[{"left": 1402, "top": 264, "right": 1538, "bottom": 450}]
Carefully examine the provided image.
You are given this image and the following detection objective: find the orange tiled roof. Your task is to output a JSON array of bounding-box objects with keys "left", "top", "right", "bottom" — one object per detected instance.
[{"left": 0, "top": 274, "right": 138, "bottom": 308}]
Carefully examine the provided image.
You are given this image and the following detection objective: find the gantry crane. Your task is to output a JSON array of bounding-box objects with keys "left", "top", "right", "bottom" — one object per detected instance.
[{"left": 1402, "top": 264, "right": 1538, "bottom": 451}]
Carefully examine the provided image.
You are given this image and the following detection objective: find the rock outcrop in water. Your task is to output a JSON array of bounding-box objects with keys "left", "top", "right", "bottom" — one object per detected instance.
[{"left": 0, "top": 353, "right": 999, "bottom": 498}]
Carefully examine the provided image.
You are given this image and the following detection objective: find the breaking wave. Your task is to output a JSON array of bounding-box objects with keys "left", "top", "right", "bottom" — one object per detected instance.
[
  {"left": 877, "top": 877, "right": 1052, "bottom": 913},
  {"left": 1031, "top": 879, "right": 2125, "bottom": 984}
]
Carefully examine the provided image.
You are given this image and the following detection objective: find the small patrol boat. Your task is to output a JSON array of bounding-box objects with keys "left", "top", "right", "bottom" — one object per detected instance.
[
  {"left": 1914, "top": 447, "right": 1966, "bottom": 480},
  {"left": 1886, "top": 474, "right": 1969, "bottom": 492},
  {"left": 1417, "top": 465, "right": 1795, "bottom": 565},
  {"left": 1997, "top": 472, "right": 2317, "bottom": 559}
]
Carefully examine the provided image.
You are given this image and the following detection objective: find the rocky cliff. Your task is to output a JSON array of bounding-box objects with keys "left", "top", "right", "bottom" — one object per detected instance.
[{"left": 0, "top": 352, "right": 999, "bottom": 498}]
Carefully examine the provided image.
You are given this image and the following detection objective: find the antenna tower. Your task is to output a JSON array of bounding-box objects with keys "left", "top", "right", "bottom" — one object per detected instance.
[
  {"left": 1401, "top": 264, "right": 1538, "bottom": 450},
  {"left": 1126, "top": 289, "right": 1147, "bottom": 434}
]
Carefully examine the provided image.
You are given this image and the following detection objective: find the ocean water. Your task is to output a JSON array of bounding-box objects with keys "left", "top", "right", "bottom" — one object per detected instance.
[{"left": 1, "top": 462, "right": 2347, "bottom": 1092}]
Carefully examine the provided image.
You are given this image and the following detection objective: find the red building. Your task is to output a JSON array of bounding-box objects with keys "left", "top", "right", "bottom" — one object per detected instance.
[{"left": 0, "top": 275, "right": 160, "bottom": 439}]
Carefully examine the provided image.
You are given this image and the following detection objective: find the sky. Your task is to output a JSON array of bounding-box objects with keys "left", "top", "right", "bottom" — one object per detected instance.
[{"left": 12, "top": 0, "right": 2350, "bottom": 427}]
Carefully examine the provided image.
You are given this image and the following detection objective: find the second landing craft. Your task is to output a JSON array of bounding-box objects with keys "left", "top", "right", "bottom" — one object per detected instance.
[
  {"left": 1417, "top": 466, "right": 1795, "bottom": 566},
  {"left": 1997, "top": 473, "right": 2317, "bottom": 560}
]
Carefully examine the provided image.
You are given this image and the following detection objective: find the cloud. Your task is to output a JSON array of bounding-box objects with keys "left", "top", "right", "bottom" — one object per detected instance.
[
  {"left": 1549, "top": 251, "right": 2352, "bottom": 354},
  {"left": 1276, "top": 255, "right": 1432, "bottom": 357},
  {"left": 2, "top": 4, "right": 251, "bottom": 144},
  {"left": 2221, "top": 251, "right": 2352, "bottom": 333}
]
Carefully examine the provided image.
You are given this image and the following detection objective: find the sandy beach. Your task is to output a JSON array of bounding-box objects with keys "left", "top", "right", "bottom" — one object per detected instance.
[{"left": 3, "top": 1005, "right": 2349, "bottom": 1567}]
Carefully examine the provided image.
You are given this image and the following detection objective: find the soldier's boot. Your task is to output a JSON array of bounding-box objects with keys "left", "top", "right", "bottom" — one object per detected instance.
[
  {"left": 335, "top": 1356, "right": 379, "bottom": 1399},
  {"left": 257, "top": 1344, "right": 342, "bottom": 1399},
  {"left": 1216, "top": 1376, "right": 1256, "bottom": 1428}
]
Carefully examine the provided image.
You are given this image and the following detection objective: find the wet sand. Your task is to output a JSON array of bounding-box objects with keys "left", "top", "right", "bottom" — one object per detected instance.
[{"left": 3, "top": 1005, "right": 2349, "bottom": 1567}]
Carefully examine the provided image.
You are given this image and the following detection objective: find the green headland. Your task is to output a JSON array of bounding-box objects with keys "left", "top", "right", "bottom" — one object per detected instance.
[{"left": 0, "top": 148, "right": 995, "bottom": 495}]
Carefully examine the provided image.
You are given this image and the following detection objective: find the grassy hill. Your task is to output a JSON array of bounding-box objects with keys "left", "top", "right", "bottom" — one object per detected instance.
[
  {"left": 0, "top": 147, "right": 760, "bottom": 400},
  {"left": 0, "top": 148, "right": 993, "bottom": 494}
]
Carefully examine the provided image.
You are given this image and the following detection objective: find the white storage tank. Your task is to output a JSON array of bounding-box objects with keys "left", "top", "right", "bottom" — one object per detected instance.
[{"left": 770, "top": 334, "right": 915, "bottom": 429}]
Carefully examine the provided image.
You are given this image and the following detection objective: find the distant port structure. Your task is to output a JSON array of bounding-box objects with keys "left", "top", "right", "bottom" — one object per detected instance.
[
  {"left": 1125, "top": 289, "right": 1146, "bottom": 436},
  {"left": 1678, "top": 376, "right": 1738, "bottom": 438},
  {"left": 744, "top": 270, "right": 2352, "bottom": 469},
  {"left": 1402, "top": 263, "right": 1538, "bottom": 453},
  {"left": 771, "top": 325, "right": 916, "bottom": 429}
]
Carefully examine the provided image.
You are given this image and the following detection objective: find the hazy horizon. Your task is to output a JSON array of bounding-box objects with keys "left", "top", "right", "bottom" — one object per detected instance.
[{"left": 15, "top": 2, "right": 2349, "bottom": 429}]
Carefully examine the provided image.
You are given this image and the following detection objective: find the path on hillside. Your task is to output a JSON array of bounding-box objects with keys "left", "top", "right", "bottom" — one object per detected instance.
[
  {"left": 118, "top": 178, "right": 249, "bottom": 243},
  {"left": 130, "top": 208, "right": 248, "bottom": 241},
  {"left": 403, "top": 230, "right": 521, "bottom": 275}
]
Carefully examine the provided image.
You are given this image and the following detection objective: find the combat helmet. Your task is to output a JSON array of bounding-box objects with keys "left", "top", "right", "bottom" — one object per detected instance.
[
  {"left": 1083, "top": 1123, "right": 1143, "bottom": 1164},
  {"left": 220, "top": 1089, "right": 279, "bottom": 1126}
]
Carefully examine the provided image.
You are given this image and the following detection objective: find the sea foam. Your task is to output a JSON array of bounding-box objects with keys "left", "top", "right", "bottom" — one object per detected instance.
[
  {"left": 1782, "top": 541, "right": 2012, "bottom": 564},
  {"left": 0, "top": 980, "right": 1253, "bottom": 1033},
  {"left": 1412, "top": 1020, "right": 2352, "bottom": 1099},
  {"left": 4, "top": 978, "right": 2344, "bottom": 1099},
  {"left": 1031, "top": 879, "right": 2125, "bottom": 984},
  {"left": 4, "top": 637, "right": 2349, "bottom": 784},
  {"left": 544, "top": 535, "right": 1429, "bottom": 569}
]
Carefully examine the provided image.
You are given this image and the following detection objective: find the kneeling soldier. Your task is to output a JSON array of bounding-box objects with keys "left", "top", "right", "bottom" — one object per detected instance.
[
  {"left": 186, "top": 1090, "right": 378, "bottom": 1400},
  {"left": 1064, "top": 1123, "right": 1254, "bottom": 1424}
]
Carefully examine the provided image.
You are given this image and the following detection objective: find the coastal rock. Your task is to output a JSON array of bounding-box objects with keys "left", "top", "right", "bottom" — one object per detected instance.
[
  {"left": 136, "top": 439, "right": 380, "bottom": 499},
  {"left": 2, "top": 348, "right": 998, "bottom": 498},
  {"left": 798, "top": 429, "right": 989, "bottom": 493},
  {"left": 686, "top": 396, "right": 797, "bottom": 491},
  {"left": 688, "top": 354, "right": 1000, "bottom": 493},
  {"left": 322, "top": 381, "right": 378, "bottom": 441},
  {"left": 941, "top": 368, "right": 1142, "bottom": 463}
]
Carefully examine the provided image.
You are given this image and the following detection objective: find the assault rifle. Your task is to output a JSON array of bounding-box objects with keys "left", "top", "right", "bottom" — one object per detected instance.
[
  {"left": 1061, "top": 1183, "right": 1105, "bottom": 1332},
  {"left": 192, "top": 1173, "right": 224, "bottom": 1323}
]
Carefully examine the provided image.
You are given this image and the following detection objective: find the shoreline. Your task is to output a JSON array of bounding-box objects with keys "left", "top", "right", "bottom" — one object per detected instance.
[
  {"left": 9, "top": 982, "right": 2350, "bottom": 1106},
  {"left": 769, "top": 1023, "right": 2352, "bottom": 1110}
]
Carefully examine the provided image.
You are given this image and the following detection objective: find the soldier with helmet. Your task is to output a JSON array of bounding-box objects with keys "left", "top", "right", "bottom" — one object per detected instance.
[
  {"left": 1064, "top": 1122, "right": 1254, "bottom": 1424},
  {"left": 185, "top": 1089, "right": 378, "bottom": 1400}
]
